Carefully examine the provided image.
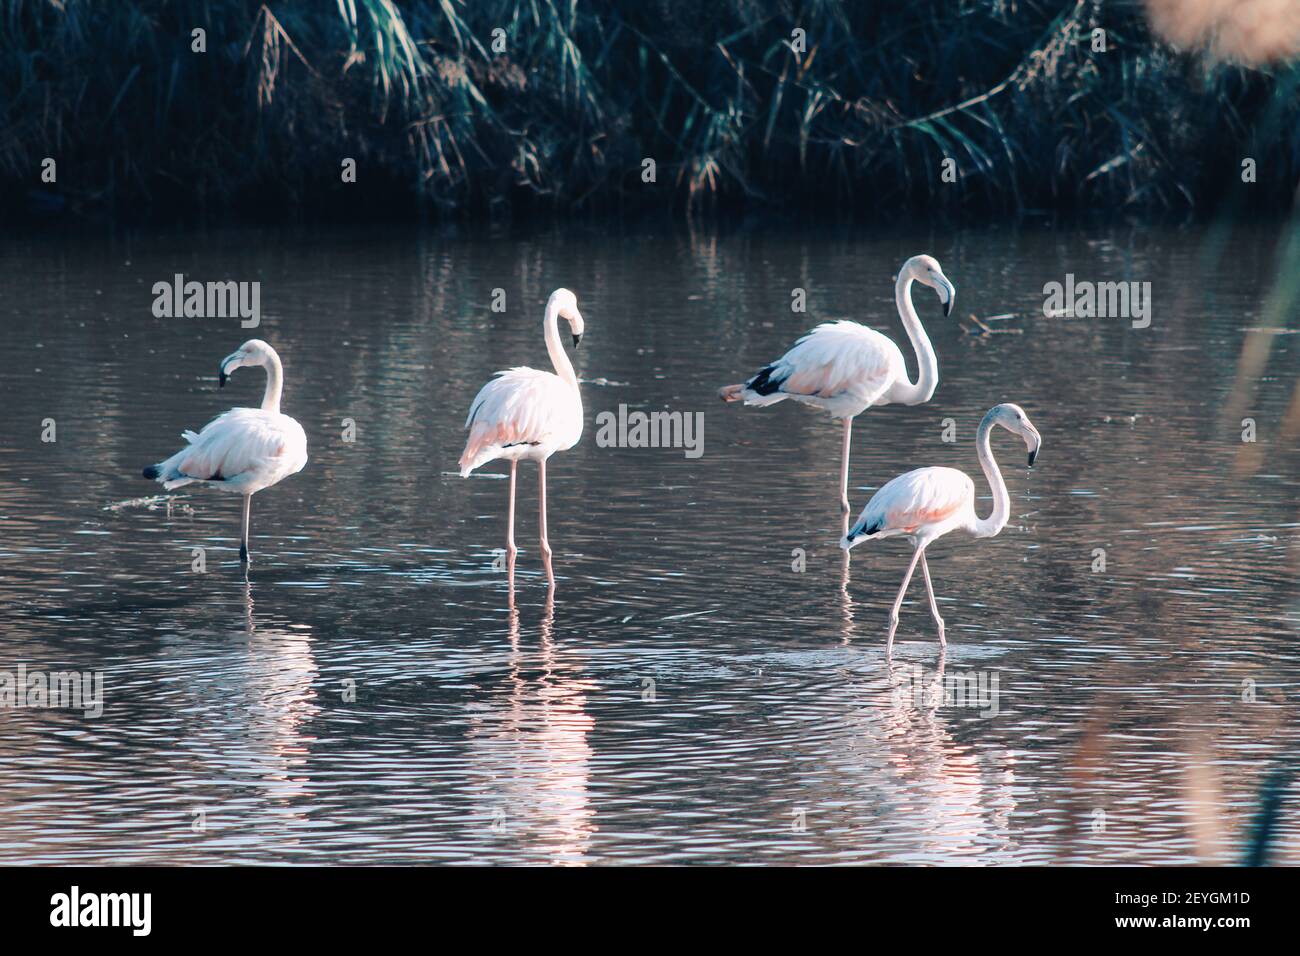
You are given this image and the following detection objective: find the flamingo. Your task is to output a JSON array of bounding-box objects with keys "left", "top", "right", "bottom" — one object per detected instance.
[
  {"left": 841, "top": 403, "right": 1041, "bottom": 651},
  {"left": 142, "top": 339, "right": 308, "bottom": 565},
  {"left": 460, "top": 288, "right": 586, "bottom": 587},
  {"left": 718, "top": 254, "right": 955, "bottom": 524}
]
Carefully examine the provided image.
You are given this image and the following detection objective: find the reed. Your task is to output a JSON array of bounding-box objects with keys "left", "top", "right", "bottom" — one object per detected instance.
[{"left": 3, "top": 0, "right": 1299, "bottom": 219}]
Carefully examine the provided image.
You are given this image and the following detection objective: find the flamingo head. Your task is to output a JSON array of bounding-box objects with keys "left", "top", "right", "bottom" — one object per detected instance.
[
  {"left": 549, "top": 288, "right": 585, "bottom": 347},
  {"left": 989, "top": 403, "right": 1042, "bottom": 466},
  {"left": 219, "top": 338, "right": 273, "bottom": 387},
  {"left": 904, "top": 255, "right": 956, "bottom": 317}
]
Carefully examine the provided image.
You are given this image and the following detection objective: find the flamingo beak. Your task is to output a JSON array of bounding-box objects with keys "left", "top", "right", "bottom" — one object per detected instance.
[
  {"left": 936, "top": 275, "right": 956, "bottom": 317},
  {"left": 219, "top": 351, "right": 244, "bottom": 388},
  {"left": 568, "top": 307, "right": 585, "bottom": 348},
  {"left": 1025, "top": 426, "right": 1042, "bottom": 467}
]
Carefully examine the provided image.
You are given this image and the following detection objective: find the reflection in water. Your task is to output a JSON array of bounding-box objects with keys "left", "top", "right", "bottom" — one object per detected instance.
[
  {"left": 839, "top": 549, "right": 854, "bottom": 646},
  {"left": 0, "top": 221, "right": 1298, "bottom": 863},
  {"left": 236, "top": 578, "right": 319, "bottom": 808},
  {"left": 465, "top": 591, "right": 596, "bottom": 864},
  {"left": 156, "top": 573, "right": 321, "bottom": 852},
  {"left": 878, "top": 664, "right": 1020, "bottom": 864}
]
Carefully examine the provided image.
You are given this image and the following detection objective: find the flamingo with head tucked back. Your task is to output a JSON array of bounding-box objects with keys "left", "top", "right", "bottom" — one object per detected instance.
[
  {"left": 142, "top": 339, "right": 308, "bottom": 566},
  {"left": 841, "top": 403, "right": 1041, "bottom": 651},
  {"left": 718, "top": 255, "right": 955, "bottom": 525},
  {"left": 460, "top": 288, "right": 586, "bottom": 587}
]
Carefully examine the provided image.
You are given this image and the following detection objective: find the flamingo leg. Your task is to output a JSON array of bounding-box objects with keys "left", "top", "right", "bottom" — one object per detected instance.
[
  {"left": 839, "top": 416, "right": 854, "bottom": 521},
  {"left": 240, "top": 495, "right": 252, "bottom": 565},
  {"left": 539, "top": 458, "right": 555, "bottom": 587},
  {"left": 920, "top": 550, "right": 946, "bottom": 646},
  {"left": 886, "top": 546, "right": 923, "bottom": 653},
  {"left": 506, "top": 460, "right": 518, "bottom": 556}
]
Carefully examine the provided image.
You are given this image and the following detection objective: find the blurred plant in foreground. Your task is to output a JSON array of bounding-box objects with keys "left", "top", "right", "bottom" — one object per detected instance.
[{"left": 1146, "top": 0, "right": 1300, "bottom": 65}]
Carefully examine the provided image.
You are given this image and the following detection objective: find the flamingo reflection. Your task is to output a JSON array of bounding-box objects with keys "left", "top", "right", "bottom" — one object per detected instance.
[
  {"left": 834, "top": 647, "right": 1021, "bottom": 862},
  {"left": 169, "top": 577, "right": 320, "bottom": 839},
  {"left": 464, "top": 588, "right": 597, "bottom": 864}
]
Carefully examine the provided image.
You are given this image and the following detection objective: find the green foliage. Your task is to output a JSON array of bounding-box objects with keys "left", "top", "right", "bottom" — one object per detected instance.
[{"left": 2, "top": 0, "right": 1298, "bottom": 217}]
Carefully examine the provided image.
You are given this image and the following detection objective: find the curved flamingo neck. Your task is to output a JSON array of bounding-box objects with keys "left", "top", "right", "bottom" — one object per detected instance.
[
  {"left": 260, "top": 349, "right": 284, "bottom": 414},
  {"left": 891, "top": 274, "right": 938, "bottom": 405},
  {"left": 544, "top": 300, "right": 577, "bottom": 387},
  {"left": 972, "top": 415, "right": 1010, "bottom": 538}
]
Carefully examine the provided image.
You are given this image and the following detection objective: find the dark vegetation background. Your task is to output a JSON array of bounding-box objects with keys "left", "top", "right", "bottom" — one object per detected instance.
[{"left": 2, "top": 0, "right": 1299, "bottom": 222}]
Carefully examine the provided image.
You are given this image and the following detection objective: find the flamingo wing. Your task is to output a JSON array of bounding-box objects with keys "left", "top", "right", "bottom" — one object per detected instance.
[
  {"left": 751, "top": 321, "right": 900, "bottom": 404},
  {"left": 459, "top": 367, "right": 575, "bottom": 474},
  {"left": 851, "top": 466, "right": 974, "bottom": 539},
  {"left": 171, "top": 408, "right": 307, "bottom": 486}
]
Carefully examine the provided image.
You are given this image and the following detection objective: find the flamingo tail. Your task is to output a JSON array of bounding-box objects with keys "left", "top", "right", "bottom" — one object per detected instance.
[
  {"left": 719, "top": 365, "right": 787, "bottom": 406},
  {"left": 718, "top": 383, "right": 746, "bottom": 402},
  {"left": 842, "top": 517, "right": 889, "bottom": 550}
]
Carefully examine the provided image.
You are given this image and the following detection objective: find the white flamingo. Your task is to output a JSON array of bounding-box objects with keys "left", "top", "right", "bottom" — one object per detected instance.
[
  {"left": 142, "top": 339, "right": 308, "bottom": 565},
  {"left": 841, "top": 403, "right": 1041, "bottom": 651},
  {"left": 460, "top": 288, "right": 586, "bottom": 587},
  {"left": 718, "top": 254, "right": 955, "bottom": 521}
]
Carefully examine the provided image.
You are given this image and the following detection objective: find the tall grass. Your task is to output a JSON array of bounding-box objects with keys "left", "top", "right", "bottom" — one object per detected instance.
[{"left": 3, "top": 0, "right": 1299, "bottom": 218}]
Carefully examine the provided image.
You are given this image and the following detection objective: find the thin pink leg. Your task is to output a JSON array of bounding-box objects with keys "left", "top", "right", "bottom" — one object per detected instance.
[
  {"left": 886, "top": 546, "right": 923, "bottom": 653},
  {"left": 506, "top": 462, "right": 518, "bottom": 594},
  {"left": 920, "top": 550, "right": 946, "bottom": 647},
  {"left": 539, "top": 458, "right": 555, "bottom": 587},
  {"left": 839, "top": 416, "right": 854, "bottom": 521},
  {"left": 240, "top": 494, "right": 252, "bottom": 565},
  {"left": 506, "top": 460, "right": 518, "bottom": 556}
]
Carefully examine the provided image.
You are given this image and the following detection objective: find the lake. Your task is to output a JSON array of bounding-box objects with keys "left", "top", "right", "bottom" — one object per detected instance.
[{"left": 0, "top": 220, "right": 1297, "bottom": 864}]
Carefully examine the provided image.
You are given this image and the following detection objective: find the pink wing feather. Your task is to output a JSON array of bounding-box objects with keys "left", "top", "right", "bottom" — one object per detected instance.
[
  {"left": 764, "top": 320, "right": 898, "bottom": 401},
  {"left": 172, "top": 408, "right": 299, "bottom": 482},
  {"left": 851, "top": 466, "right": 974, "bottom": 538},
  {"left": 459, "top": 367, "right": 574, "bottom": 475}
]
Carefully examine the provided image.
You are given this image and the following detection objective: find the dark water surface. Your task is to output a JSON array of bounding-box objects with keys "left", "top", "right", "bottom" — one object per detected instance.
[{"left": 1, "top": 221, "right": 1297, "bottom": 864}]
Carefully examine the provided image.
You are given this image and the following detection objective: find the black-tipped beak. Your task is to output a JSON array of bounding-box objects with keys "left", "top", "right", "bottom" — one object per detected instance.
[
  {"left": 218, "top": 350, "right": 244, "bottom": 387},
  {"left": 572, "top": 333, "right": 582, "bottom": 348},
  {"left": 936, "top": 276, "right": 956, "bottom": 317},
  {"left": 1027, "top": 448, "right": 1038, "bottom": 467}
]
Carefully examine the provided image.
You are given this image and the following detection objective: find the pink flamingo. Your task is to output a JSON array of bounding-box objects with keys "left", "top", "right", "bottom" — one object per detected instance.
[
  {"left": 459, "top": 289, "right": 585, "bottom": 587},
  {"left": 841, "top": 403, "right": 1041, "bottom": 651},
  {"left": 142, "top": 339, "right": 308, "bottom": 566},
  {"left": 718, "top": 255, "right": 955, "bottom": 522}
]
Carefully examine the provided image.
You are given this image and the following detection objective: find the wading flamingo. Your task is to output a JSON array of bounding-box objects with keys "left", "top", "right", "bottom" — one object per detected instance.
[
  {"left": 718, "top": 255, "right": 955, "bottom": 524},
  {"left": 460, "top": 288, "right": 585, "bottom": 587},
  {"left": 841, "top": 403, "right": 1041, "bottom": 651},
  {"left": 142, "top": 339, "right": 308, "bottom": 566}
]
